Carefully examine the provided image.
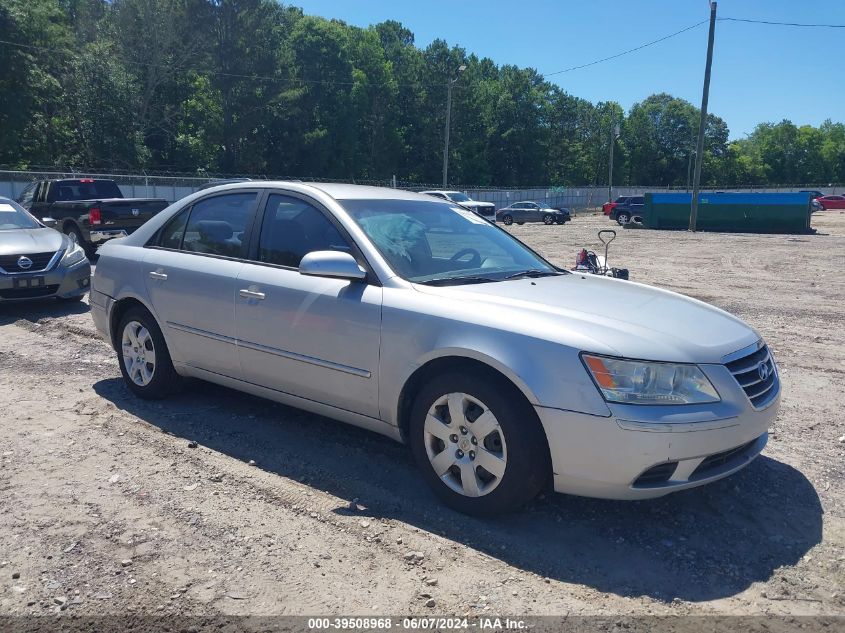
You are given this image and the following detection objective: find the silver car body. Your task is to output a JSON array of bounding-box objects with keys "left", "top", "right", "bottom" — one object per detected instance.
[
  {"left": 90, "top": 182, "right": 779, "bottom": 500},
  {"left": 0, "top": 198, "right": 91, "bottom": 302}
]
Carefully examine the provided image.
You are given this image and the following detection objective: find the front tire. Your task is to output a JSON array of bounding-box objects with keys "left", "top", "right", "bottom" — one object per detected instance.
[
  {"left": 117, "top": 306, "right": 181, "bottom": 399},
  {"left": 409, "top": 370, "right": 551, "bottom": 516},
  {"left": 543, "top": 214, "right": 554, "bottom": 225}
]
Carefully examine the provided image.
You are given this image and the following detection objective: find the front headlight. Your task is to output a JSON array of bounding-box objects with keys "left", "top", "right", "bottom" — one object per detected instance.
[
  {"left": 582, "top": 354, "right": 720, "bottom": 405},
  {"left": 61, "top": 243, "right": 86, "bottom": 267}
]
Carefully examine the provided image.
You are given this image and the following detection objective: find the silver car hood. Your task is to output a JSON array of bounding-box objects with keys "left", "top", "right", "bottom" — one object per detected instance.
[
  {"left": 0, "top": 228, "right": 67, "bottom": 256},
  {"left": 413, "top": 274, "right": 759, "bottom": 364}
]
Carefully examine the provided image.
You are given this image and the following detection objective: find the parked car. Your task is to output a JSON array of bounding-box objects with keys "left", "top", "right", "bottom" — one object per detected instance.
[
  {"left": 0, "top": 197, "right": 91, "bottom": 302},
  {"left": 798, "top": 190, "right": 824, "bottom": 200},
  {"left": 90, "top": 182, "right": 779, "bottom": 515},
  {"left": 609, "top": 196, "right": 644, "bottom": 225},
  {"left": 420, "top": 190, "right": 496, "bottom": 219},
  {"left": 602, "top": 196, "right": 630, "bottom": 216},
  {"left": 496, "top": 201, "right": 569, "bottom": 225},
  {"left": 17, "top": 178, "right": 169, "bottom": 251},
  {"left": 817, "top": 195, "right": 845, "bottom": 210}
]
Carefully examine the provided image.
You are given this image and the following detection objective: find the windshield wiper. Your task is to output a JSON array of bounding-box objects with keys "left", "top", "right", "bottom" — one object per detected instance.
[
  {"left": 417, "top": 276, "right": 501, "bottom": 286},
  {"left": 500, "top": 270, "right": 563, "bottom": 281}
]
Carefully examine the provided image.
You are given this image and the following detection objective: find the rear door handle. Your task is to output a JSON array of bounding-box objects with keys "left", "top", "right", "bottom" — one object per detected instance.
[
  {"left": 149, "top": 271, "right": 168, "bottom": 281},
  {"left": 239, "top": 288, "right": 266, "bottom": 300}
]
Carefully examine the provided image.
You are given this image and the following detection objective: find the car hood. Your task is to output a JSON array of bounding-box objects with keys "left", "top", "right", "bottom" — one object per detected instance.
[
  {"left": 413, "top": 274, "right": 759, "bottom": 364},
  {"left": 0, "top": 228, "right": 67, "bottom": 256},
  {"left": 458, "top": 200, "right": 494, "bottom": 208}
]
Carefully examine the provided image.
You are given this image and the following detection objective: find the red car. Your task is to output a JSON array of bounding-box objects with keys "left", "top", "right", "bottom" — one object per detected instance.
[
  {"left": 817, "top": 195, "right": 845, "bottom": 210},
  {"left": 602, "top": 196, "right": 629, "bottom": 215}
]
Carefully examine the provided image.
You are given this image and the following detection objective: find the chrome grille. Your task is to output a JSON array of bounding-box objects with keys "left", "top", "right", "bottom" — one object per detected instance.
[{"left": 725, "top": 343, "right": 779, "bottom": 409}]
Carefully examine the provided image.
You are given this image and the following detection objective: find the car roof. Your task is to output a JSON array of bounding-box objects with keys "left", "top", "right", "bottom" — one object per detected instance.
[{"left": 208, "top": 181, "right": 436, "bottom": 202}]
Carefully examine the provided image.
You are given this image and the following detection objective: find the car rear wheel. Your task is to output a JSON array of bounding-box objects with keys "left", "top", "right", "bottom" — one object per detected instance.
[
  {"left": 616, "top": 212, "right": 630, "bottom": 225},
  {"left": 117, "top": 306, "right": 181, "bottom": 399},
  {"left": 409, "top": 371, "right": 550, "bottom": 516},
  {"left": 543, "top": 214, "right": 555, "bottom": 225},
  {"left": 502, "top": 215, "right": 513, "bottom": 226}
]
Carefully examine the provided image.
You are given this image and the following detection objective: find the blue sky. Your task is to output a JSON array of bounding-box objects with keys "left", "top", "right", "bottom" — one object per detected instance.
[{"left": 293, "top": 0, "right": 844, "bottom": 139}]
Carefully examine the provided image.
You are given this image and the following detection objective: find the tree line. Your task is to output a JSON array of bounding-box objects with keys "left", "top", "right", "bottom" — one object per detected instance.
[{"left": 2, "top": 0, "right": 843, "bottom": 187}]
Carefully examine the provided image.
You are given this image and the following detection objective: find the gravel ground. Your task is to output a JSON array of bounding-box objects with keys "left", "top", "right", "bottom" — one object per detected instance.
[{"left": 0, "top": 211, "right": 843, "bottom": 619}]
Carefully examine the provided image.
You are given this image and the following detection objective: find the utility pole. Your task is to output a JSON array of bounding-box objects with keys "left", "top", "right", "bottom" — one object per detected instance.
[
  {"left": 608, "top": 122, "right": 620, "bottom": 203},
  {"left": 689, "top": 1, "right": 717, "bottom": 231},
  {"left": 442, "top": 65, "right": 466, "bottom": 187}
]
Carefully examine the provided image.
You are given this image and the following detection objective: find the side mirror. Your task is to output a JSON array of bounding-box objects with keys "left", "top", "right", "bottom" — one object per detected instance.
[
  {"left": 42, "top": 217, "right": 58, "bottom": 229},
  {"left": 299, "top": 251, "right": 366, "bottom": 281}
]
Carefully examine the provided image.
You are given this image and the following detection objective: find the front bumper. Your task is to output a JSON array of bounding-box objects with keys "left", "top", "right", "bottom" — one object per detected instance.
[
  {"left": 0, "top": 258, "right": 91, "bottom": 302},
  {"left": 536, "top": 363, "right": 780, "bottom": 500}
]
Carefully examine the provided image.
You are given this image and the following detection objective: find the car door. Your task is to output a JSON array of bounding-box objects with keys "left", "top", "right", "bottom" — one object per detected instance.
[
  {"left": 526, "top": 202, "right": 541, "bottom": 221},
  {"left": 509, "top": 203, "right": 525, "bottom": 222},
  {"left": 142, "top": 190, "right": 261, "bottom": 377},
  {"left": 235, "top": 192, "right": 382, "bottom": 418}
]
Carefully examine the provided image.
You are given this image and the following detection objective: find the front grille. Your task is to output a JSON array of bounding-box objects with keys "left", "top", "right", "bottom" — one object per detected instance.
[
  {"left": 690, "top": 438, "right": 759, "bottom": 480},
  {"left": 0, "top": 284, "right": 60, "bottom": 299},
  {"left": 0, "top": 251, "right": 58, "bottom": 273},
  {"left": 633, "top": 461, "right": 678, "bottom": 487},
  {"left": 725, "top": 343, "right": 779, "bottom": 409}
]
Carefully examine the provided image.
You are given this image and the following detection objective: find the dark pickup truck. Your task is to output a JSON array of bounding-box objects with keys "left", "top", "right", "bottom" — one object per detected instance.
[{"left": 17, "top": 178, "right": 168, "bottom": 250}]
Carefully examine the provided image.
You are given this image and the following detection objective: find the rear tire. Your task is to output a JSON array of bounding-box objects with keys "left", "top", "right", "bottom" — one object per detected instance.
[
  {"left": 117, "top": 306, "right": 181, "bottom": 400},
  {"left": 409, "top": 370, "right": 550, "bottom": 516},
  {"left": 502, "top": 215, "right": 513, "bottom": 226},
  {"left": 616, "top": 212, "right": 630, "bottom": 225}
]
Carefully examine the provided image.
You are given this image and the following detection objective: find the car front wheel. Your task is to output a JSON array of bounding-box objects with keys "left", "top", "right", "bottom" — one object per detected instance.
[
  {"left": 409, "top": 371, "right": 550, "bottom": 516},
  {"left": 117, "top": 306, "right": 181, "bottom": 399},
  {"left": 543, "top": 214, "right": 555, "bottom": 225}
]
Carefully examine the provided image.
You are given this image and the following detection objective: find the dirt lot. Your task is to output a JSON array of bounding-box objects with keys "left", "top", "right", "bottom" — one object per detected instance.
[{"left": 0, "top": 211, "right": 843, "bottom": 619}]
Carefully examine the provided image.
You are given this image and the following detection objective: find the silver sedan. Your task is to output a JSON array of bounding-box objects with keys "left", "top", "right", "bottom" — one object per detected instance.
[
  {"left": 0, "top": 197, "right": 91, "bottom": 302},
  {"left": 90, "top": 183, "right": 779, "bottom": 515}
]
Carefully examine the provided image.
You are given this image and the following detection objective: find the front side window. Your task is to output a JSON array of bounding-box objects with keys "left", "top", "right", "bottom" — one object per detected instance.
[
  {"left": 446, "top": 192, "right": 471, "bottom": 202},
  {"left": 342, "top": 199, "right": 557, "bottom": 284},
  {"left": 181, "top": 192, "right": 258, "bottom": 258},
  {"left": 257, "top": 194, "right": 351, "bottom": 268}
]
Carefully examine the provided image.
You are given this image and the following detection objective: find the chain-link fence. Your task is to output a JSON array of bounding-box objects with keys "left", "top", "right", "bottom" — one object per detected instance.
[{"left": 0, "top": 168, "right": 840, "bottom": 209}]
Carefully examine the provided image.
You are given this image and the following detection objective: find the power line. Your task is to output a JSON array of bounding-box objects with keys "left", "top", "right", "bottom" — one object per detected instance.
[
  {"left": 543, "top": 20, "right": 709, "bottom": 77},
  {"left": 719, "top": 17, "right": 845, "bottom": 28}
]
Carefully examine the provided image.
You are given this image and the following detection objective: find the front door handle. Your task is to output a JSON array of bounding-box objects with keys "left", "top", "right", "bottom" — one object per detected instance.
[
  {"left": 239, "top": 288, "right": 266, "bottom": 300},
  {"left": 149, "top": 271, "right": 168, "bottom": 281}
]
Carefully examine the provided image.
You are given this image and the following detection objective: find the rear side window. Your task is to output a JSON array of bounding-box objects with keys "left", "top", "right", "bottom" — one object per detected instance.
[
  {"left": 631, "top": 197, "right": 644, "bottom": 204},
  {"left": 257, "top": 194, "right": 351, "bottom": 268},
  {"left": 181, "top": 192, "right": 258, "bottom": 258},
  {"left": 157, "top": 208, "right": 190, "bottom": 249}
]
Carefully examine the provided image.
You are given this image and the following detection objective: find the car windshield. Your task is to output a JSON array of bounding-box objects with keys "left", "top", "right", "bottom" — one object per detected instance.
[
  {"left": 446, "top": 192, "right": 471, "bottom": 202},
  {"left": 0, "top": 200, "right": 41, "bottom": 230},
  {"left": 341, "top": 199, "right": 559, "bottom": 284}
]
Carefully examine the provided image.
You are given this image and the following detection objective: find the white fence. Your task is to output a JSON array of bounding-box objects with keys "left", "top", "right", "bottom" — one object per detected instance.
[{"left": 0, "top": 169, "right": 839, "bottom": 209}]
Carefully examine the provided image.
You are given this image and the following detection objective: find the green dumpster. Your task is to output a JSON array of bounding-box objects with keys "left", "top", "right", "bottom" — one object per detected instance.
[{"left": 643, "top": 192, "right": 812, "bottom": 233}]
